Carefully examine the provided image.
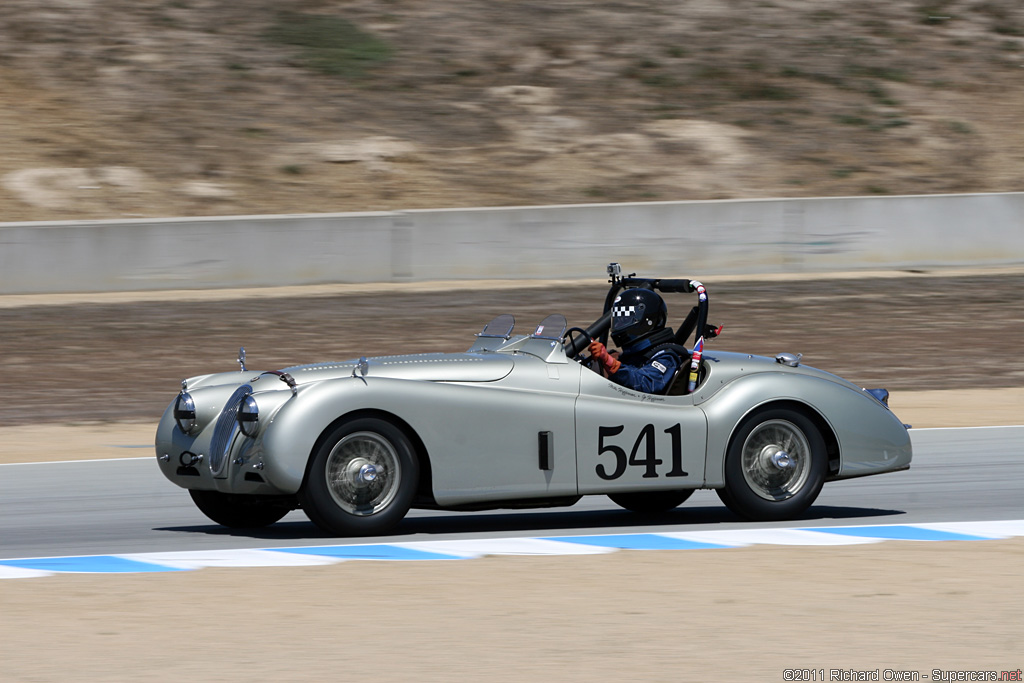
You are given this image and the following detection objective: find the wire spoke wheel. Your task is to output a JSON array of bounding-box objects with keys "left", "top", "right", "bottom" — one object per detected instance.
[
  {"left": 325, "top": 431, "right": 401, "bottom": 516},
  {"left": 739, "top": 419, "right": 811, "bottom": 501},
  {"left": 301, "top": 417, "right": 419, "bottom": 536},
  {"left": 718, "top": 408, "right": 826, "bottom": 521}
]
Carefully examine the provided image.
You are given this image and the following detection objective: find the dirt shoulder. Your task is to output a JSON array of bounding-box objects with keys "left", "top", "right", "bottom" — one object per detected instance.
[{"left": 4, "top": 271, "right": 1024, "bottom": 427}]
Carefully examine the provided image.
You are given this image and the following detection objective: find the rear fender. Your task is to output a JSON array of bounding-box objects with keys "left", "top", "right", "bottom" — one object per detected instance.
[{"left": 700, "top": 372, "right": 911, "bottom": 487}]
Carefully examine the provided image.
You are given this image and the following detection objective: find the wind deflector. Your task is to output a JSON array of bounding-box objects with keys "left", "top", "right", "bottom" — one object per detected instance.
[
  {"left": 477, "top": 314, "right": 515, "bottom": 340},
  {"left": 531, "top": 314, "right": 567, "bottom": 341},
  {"left": 469, "top": 314, "right": 518, "bottom": 353}
]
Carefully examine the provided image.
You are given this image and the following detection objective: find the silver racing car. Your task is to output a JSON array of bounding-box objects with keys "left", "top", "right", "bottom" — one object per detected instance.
[{"left": 155, "top": 264, "right": 912, "bottom": 536}]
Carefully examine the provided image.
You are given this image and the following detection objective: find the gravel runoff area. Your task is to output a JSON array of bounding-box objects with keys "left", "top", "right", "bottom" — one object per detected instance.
[{"left": 1, "top": 270, "right": 1022, "bottom": 681}]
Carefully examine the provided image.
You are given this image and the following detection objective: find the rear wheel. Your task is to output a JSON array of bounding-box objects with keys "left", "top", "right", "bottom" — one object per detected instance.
[
  {"left": 609, "top": 489, "right": 693, "bottom": 514},
  {"left": 300, "top": 417, "right": 419, "bottom": 536},
  {"left": 188, "top": 490, "right": 291, "bottom": 528},
  {"left": 716, "top": 408, "right": 826, "bottom": 521}
]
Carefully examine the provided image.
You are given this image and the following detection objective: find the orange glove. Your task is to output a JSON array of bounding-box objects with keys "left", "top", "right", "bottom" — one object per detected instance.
[{"left": 588, "top": 340, "right": 621, "bottom": 374}]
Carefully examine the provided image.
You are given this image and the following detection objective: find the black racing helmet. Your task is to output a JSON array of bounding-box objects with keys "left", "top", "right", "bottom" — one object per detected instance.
[{"left": 610, "top": 288, "right": 668, "bottom": 348}]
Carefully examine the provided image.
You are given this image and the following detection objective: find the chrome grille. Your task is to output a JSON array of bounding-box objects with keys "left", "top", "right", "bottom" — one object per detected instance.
[{"left": 209, "top": 385, "right": 251, "bottom": 477}]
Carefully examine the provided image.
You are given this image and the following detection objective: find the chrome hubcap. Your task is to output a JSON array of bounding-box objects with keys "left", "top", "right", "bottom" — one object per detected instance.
[
  {"left": 325, "top": 432, "right": 400, "bottom": 516},
  {"left": 358, "top": 463, "right": 378, "bottom": 482},
  {"left": 770, "top": 450, "right": 794, "bottom": 470},
  {"left": 740, "top": 420, "right": 811, "bottom": 501}
]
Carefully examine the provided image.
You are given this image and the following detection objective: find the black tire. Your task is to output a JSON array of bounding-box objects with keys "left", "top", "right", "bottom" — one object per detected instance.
[
  {"left": 188, "top": 490, "right": 291, "bottom": 528},
  {"left": 716, "top": 407, "right": 827, "bottom": 521},
  {"left": 608, "top": 489, "right": 694, "bottom": 514},
  {"left": 299, "top": 417, "right": 419, "bottom": 536}
]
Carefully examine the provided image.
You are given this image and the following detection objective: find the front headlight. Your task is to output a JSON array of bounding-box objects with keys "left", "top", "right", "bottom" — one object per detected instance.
[
  {"left": 237, "top": 393, "right": 259, "bottom": 437},
  {"left": 173, "top": 392, "right": 197, "bottom": 434}
]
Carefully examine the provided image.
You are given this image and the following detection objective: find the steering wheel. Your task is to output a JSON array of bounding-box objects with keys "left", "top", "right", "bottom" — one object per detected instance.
[{"left": 562, "top": 327, "right": 592, "bottom": 361}]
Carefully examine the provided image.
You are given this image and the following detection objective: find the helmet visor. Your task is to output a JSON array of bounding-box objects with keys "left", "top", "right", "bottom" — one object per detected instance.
[{"left": 611, "top": 301, "right": 645, "bottom": 335}]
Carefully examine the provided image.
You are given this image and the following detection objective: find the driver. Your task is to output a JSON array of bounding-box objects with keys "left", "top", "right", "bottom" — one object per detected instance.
[{"left": 587, "top": 288, "right": 684, "bottom": 394}]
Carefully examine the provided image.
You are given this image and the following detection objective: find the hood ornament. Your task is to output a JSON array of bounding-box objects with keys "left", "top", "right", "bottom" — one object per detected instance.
[
  {"left": 353, "top": 357, "right": 369, "bottom": 385},
  {"left": 238, "top": 347, "right": 247, "bottom": 372}
]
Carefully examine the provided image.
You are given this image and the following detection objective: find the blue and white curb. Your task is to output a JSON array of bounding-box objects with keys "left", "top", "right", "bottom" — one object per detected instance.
[{"left": 3, "top": 520, "right": 1024, "bottom": 580}]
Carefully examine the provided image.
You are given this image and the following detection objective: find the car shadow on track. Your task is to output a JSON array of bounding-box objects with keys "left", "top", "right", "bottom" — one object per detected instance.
[{"left": 154, "top": 504, "right": 906, "bottom": 542}]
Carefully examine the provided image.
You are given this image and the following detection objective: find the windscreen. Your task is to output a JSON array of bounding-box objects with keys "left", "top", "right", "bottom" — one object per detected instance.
[
  {"left": 478, "top": 314, "right": 515, "bottom": 339},
  {"left": 531, "top": 313, "right": 567, "bottom": 341}
]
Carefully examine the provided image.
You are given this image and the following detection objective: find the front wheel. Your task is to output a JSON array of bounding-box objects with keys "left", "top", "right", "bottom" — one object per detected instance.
[
  {"left": 609, "top": 489, "right": 693, "bottom": 514},
  {"left": 716, "top": 408, "right": 826, "bottom": 521},
  {"left": 300, "top": 417, "right": 419, "bottom": 536},
  {"left": 188, "top": 490, "right": 292, "bottom": 528}
]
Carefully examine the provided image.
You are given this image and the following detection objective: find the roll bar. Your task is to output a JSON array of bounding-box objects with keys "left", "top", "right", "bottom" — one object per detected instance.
[{"left": 563, "top": 263, "right": 712, "bottom": 358}]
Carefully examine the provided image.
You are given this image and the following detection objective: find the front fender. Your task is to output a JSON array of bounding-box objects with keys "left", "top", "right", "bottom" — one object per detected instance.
[
  {"left": 699, "top": 372, "right": 912, "bottom": 487},
  {"left": 259, "top": 377, "right": 391, "bottom": 493},
  {"left": 260, "top": 375, "right": 481, "bottom": 494}
]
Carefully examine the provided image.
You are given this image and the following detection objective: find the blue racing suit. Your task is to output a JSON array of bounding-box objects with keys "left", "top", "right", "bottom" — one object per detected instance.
[{"left": 609, "top": 347, "right": 682, "bottom": 394}]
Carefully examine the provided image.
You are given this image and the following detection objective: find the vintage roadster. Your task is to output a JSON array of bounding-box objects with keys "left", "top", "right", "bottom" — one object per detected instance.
[{"left": 155, "top": 264, "right": 912, "bottom": 536}]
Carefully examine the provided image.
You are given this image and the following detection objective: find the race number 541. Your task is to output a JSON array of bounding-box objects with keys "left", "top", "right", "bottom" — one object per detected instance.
[{"left": 596, "top": 424, "right": 689, "bottom": 480}]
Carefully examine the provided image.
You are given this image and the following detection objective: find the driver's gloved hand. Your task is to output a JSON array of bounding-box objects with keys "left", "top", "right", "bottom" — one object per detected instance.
[{"left": 588, "top": 341, "right": 621, "bottom": 374}]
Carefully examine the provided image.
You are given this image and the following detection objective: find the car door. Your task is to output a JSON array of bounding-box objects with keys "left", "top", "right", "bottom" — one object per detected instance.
[{"left": 575, "top": 368, "right": 707, "bottom": 494}]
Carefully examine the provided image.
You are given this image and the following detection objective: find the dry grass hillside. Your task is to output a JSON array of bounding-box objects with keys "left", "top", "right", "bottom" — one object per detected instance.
[{"left": 1, "top": 0, "right": 1022, "bottom": 222}]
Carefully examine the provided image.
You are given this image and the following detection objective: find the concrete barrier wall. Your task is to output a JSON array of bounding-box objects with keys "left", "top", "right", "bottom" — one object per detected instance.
[{"left": 1, "top": 192, "right": 1021, "bottom": 294}]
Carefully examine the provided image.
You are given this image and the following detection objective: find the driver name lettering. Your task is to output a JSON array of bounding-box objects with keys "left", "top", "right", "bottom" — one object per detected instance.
[{"left": 608, "top": 383, "right": 666, "bottom": 403}]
